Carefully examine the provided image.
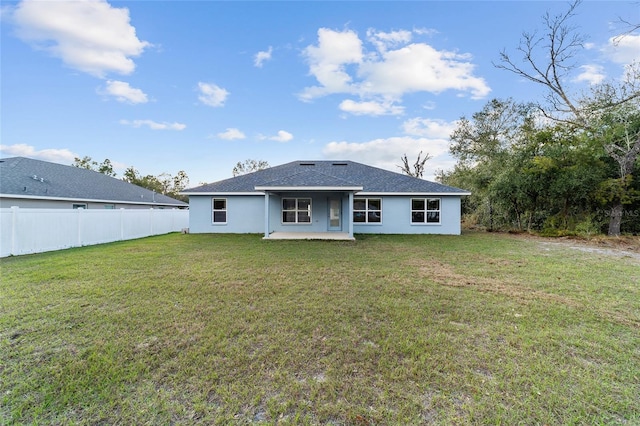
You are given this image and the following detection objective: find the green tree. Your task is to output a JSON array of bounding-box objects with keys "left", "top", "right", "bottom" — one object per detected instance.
[
  {"left": 444, "top": 98, "right": 610, "bottom": 234},
  {"left": 495, "top": 0, "right": 640, "bottom": 234},
  {"left": 233, "top": 159, "right": 270, "bottom": 177},
  {"left": 592, "top": 106, "right": 640, "bottom": 234},
  {"left": 72, "top": 156, "right": 116, "bottom": 177},
  {"left": 446, "top": 98, "right": 537, "bottom": 231},
  {"left": 122, "top": 167, "right": 189, "bottom": 202}
]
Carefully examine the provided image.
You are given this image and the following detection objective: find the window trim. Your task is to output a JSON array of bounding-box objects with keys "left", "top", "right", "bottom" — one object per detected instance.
[
  {"left": 353, "top": 197, "right": 382, "bottom": 225},
  {"left": 212, "top": 198, "right": 227, "bottom": 224},
  {"left": 281, "top": 197, "right": 312, "bottom": 225},
  {"left": 411, "top": 198, "right": 441, "bottom": 225}
]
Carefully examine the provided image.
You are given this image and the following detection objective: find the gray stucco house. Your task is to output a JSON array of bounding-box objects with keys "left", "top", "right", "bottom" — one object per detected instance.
[
  {"left": 182, "top": 160, "right": 470, "bottom": 239},
  {"left": 0, "top": 157, "right": 187, "bottom": 209}
]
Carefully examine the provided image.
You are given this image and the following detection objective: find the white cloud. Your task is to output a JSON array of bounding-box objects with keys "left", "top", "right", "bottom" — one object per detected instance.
[
  {"left": 217, "top": 128, "right": 246, "bottom": 140},
  {"left": 339, "top": 99, "right": 404, "bottom": 116},
  {"left": 604, "top": 34, "right": 640, "bottom": 65},
  {"left": 413, "top": 27, "right": 438, "bottom": 36},
  {"left": 0, "top": 143, "right": 78, "bottom": 164},
  {"left": 11, "top": 0, "right": 149, "bottom": 77},
  {"left": 198, "top": 82, "right": 229, "bottom": 107},
  {"left": 299, "top": 27, "right": 490, "bottom": 109},
  {"left": 573, "top": 65, "right": 606, "bottom": 85},
  {"left": 367, "top": 29, "right": 412, "bottom": 52},
  {"left": 323, "top": 135, "right": 451, "bottom": 179},
  {"left": 268, "top": 130, "right": 293, "bottom": 143},
  {"left": 254, "top": 46, "right": 273, "bottom": 68},
  {"left": 299, "top": 28, "right": 364, "bottom": 100},
  {"left": 100, "top": 80, "right": 148, "bottom": 103},
  {"left": 359, "top": 43, "right": 490, "bottom": 99},
  {"left": 120, "top": 119, "right": 186, "bottom": 130},
  {"left": 402, "top": 118, "right": 458, "bottom": 138}
]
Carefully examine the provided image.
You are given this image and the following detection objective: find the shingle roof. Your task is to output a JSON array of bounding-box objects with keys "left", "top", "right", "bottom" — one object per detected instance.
[
  {"left": 0, "top": 157, "right": 188, "bottom": 207},
  {"left": 183, "top": 160, "right": 470, "bottom": 194}
]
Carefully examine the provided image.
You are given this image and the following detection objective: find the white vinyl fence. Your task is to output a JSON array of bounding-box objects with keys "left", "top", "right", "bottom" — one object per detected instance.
[{"left": 0, "top": 207, "right": 189, "bottom": 257}]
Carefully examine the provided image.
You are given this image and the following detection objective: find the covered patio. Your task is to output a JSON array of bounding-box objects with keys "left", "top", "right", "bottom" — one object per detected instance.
[{"left": 255, "top": 170, "right": 363, "bottom": 240}]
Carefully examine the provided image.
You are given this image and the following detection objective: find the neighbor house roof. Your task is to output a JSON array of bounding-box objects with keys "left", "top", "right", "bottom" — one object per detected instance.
[
  {"left": 0, "top": 157, "right": 188, "bottom": 207},
  {"left": 183, "top": 160, "right": 470, "bottom": 195}
]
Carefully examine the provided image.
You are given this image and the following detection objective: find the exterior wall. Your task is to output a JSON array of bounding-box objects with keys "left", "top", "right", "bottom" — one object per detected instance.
[
  {"left": 188, "top": 193, "right": 462, "bottom": 235},
  {"left": 353, "top": 195, "right": 462, "bottom": 235},
  {"left": 266, "top": 192, "right": 350, "bottom": 234},
  {"left": 188, "top": 195, "right": 264, "bottom": 233},
  {"left": 0, "top": 197, "right": 179, "bottom": 209}
]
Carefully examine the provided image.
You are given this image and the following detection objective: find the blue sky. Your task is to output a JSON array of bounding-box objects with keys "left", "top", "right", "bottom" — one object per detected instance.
[{"left": 1, "top": 1, "right": 638, "bottom": 186}]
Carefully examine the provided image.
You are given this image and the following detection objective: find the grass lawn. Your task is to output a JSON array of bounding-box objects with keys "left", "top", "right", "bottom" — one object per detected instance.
[{"left": 1, "top": 232, "right": 638, "bottom": 425}]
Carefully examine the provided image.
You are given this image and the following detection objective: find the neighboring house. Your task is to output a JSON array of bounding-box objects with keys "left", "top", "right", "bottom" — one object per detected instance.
[
  {"left": 182, "top": 160, "right": 470, "bottom": 239},
  {"left": 0, "top": 157, "right": 188, "bottom": 209}
]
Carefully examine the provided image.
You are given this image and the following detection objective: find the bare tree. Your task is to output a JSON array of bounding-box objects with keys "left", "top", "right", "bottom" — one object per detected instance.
[
  {"left": 398, "top": 151, "right": 431, "bottom": 178},
  {"left": 495, "top": 0, "right": 640, "bottom": 235},
  {"left": 612, "top": 15, "right": 640, "bottom": 46}
]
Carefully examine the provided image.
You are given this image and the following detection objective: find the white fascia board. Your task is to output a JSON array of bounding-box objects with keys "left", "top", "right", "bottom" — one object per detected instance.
[
  {"left": 254, "top": 186, "right": 363, "bottom": 192},
  {"left": 181, "top": 192, "right": 263, "bottom": 196},
  {"left": 0, "top": 193, "right": 185, "bottom": 207},
  {"left": 355, "top": 192, "right": 472, "bottom": 196}
]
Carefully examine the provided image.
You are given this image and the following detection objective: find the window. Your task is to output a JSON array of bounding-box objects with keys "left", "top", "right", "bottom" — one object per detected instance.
[
  {"left": 72, "top": 203, "right": 87, "bottom": 209},
  {"left": 353, "top": 198, "right": 381, "bottom": 223},
  {"left": 282, "top": 198, "right": 311, "bottom": 223},
  {"left": 212, "top": 198, "right": 227, "bottom": 223},
  {"left": 411, "top": 198, "right": 440, "bottom": 224},
  {"left": 104, "top": 204, "right": 115, "bottom": 209}
]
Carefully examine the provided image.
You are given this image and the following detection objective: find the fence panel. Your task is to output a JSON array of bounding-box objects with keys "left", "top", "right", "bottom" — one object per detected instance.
[{"left": 0, "top": 207, "right": 189, "bottom": 257}]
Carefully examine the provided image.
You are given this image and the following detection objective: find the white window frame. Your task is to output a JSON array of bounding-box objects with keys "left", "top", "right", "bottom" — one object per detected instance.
[
  {"left": 282, "top": 197, "right": 312, "bottom": 224},
  {"left": 212, "top": 198, "right": 227, "bottom": 224},
  {"left": 411, "top": 198, "right": 441, "bottom": 225},
  {"left": 353, "top": 198, "right": 382, "bottom": 224}
]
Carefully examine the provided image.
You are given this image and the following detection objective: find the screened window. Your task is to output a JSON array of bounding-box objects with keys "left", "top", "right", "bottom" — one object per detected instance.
[
  {"left": 212, "top": 198, "right": 227, "bottom": 223},
  {"left": 282, "top": 198, "right": 311, "bottom": 223},
  {"left": 411, "top": 198, "right": 440, "bottom": 224},
  {"left": 353, "top": 198, "right": 382, "bottom": 223}
]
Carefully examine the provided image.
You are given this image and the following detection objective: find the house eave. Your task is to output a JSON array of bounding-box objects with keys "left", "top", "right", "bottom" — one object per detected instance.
[
  {"left": 254, "top": 186, "right": 364, "bottom": 192},
  {"left": 182, "top": 190, "right": 470, "bottom": 196},
  {"left": 181, "top": 191, "right": 263, "bottom": 196},
  {"left": 355, "top": 191, "right": 472, "bottom": 196}
]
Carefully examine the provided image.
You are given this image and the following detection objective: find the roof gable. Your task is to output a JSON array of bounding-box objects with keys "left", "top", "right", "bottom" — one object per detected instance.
[
  {"left": 0, "top": 157, "right": 187, "bottom": 206},
  {"left": 184, "top": 160, "right": 470, "bottom": 194}
]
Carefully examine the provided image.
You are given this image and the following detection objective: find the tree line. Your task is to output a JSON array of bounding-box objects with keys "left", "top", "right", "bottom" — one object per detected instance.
[
  {"left": 72, "top": 156, "right": 189, "bottom": 203},
  {"left": 437, "top": 1, "right": 639, "bottom": 236}
]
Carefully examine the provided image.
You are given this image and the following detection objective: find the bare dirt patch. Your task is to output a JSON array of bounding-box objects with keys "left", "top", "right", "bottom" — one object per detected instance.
[
  {"left": 507, "top": 233, "right": 640, "bottom": 261},
  {"left": 409, "top": 257, "right": 638, "bottom": 328},
  {"left": 411, "top": 259, "right": 581, "bottom": 308}
]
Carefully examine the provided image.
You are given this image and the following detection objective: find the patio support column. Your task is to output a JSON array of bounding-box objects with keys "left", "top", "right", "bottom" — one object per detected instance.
[
  {"left": 348, "top": 191, "right": 354, "bottom": 239},
  {"left": 264, "top": 192, "right": 270, "bottom": 238}
]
